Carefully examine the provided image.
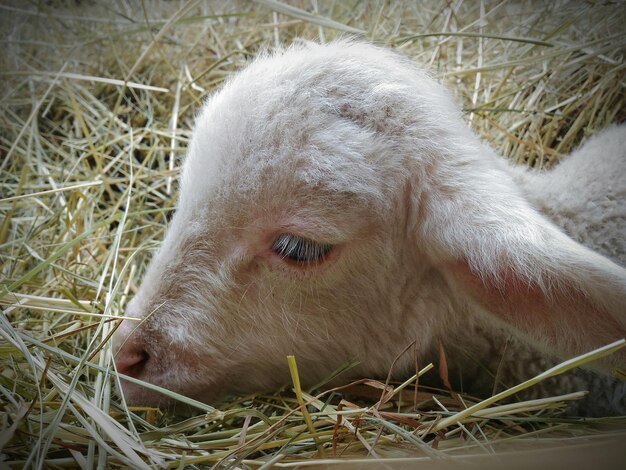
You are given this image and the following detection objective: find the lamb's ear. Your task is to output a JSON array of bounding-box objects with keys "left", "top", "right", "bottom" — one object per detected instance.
[{"left": 415, "top": 163, "right": 626, "bottom": 368}]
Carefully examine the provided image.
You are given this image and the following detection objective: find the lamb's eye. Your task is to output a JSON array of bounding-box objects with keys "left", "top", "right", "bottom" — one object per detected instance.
[{"left": 272, "top": 234, "right": 333, "bottom": 264}]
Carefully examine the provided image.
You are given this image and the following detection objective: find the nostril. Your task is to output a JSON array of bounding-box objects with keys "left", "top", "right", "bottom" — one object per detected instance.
[{"left": 115, "top": 349, "right": 149, "bottom": 377}]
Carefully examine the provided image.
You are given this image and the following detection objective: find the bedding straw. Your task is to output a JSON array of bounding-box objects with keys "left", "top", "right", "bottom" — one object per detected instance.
[{"left": 1, "top": 1, "right": 625, "bottom": 467}]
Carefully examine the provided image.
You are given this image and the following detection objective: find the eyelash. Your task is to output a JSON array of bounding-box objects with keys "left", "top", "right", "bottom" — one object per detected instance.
[{"left": 271, "top": 234, "right": 333, "bottom": 264}]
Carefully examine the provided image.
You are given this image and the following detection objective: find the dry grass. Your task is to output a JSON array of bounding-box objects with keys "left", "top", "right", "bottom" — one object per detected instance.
[{"left": 1, "top": 0, "right": 625, "bottom": 468}]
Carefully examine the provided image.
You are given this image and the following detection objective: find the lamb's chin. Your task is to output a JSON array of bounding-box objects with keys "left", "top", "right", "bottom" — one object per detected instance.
[
  {"left": 117, "top": 376, "right": 227, "bottom": 410},
  {"left": 116, "top": 381, "right": 168, "bottom": 407}
]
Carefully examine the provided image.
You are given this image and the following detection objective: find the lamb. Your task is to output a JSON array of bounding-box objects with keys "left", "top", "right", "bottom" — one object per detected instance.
[{"left": 112, "top": 40, "right": 626, "bottom": 416}]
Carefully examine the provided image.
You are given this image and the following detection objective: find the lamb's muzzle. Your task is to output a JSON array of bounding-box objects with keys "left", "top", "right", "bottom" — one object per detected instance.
[
  {"left": 112, "top": 40, "right": 626, "bottom": 415},
  {"left": 113, "top": 319, "right": 149, "bottom": 377}
]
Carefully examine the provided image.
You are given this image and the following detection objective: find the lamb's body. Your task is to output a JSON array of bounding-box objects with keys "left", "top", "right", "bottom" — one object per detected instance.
[
  {"left": 513, "top": 126, "right": 626, "bottom": 267},
  {"left": 113, "top": 41, "right": 626, "bottom": 416}
]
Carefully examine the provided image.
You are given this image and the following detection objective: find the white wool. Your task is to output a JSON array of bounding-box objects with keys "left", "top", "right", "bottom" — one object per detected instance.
[
  {"left": 113, "top": 40, "right": 626, "bottom": 415},
  {"left": 511, "top": 125, "right": 626, "bottom": 266}
]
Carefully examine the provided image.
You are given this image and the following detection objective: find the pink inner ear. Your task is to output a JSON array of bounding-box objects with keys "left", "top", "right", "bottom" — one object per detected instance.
[{"left": 444, "top": 260, "right": 626, "bottom": 359}]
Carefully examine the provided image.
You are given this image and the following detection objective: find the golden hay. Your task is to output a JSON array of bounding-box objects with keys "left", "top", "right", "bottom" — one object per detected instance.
[{"left": 1, "top": 1, "right": 625, "bottom": 468}]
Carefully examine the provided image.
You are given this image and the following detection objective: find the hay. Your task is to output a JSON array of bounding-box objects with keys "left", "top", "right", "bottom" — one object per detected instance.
[{"left": 1, "top": 0, "right": 625, "bottom": 467}]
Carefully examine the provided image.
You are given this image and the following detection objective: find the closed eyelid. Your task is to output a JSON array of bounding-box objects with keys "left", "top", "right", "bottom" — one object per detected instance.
[{"left": 271, "top": 233, "right": 333, "bottom": 264}]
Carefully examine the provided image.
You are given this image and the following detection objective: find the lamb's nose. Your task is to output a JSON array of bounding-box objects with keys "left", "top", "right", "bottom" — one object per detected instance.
[
  {"left": 113, "top": 318, "right": 149, "bottom": 377},
  {"left": 115, "top": 346, "right": 149, "bottom": 377}
]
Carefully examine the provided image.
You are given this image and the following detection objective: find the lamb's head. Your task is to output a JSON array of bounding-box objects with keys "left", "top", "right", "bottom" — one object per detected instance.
[{"left": 113, "top": 41, "right": 626, "bottom": 406}]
